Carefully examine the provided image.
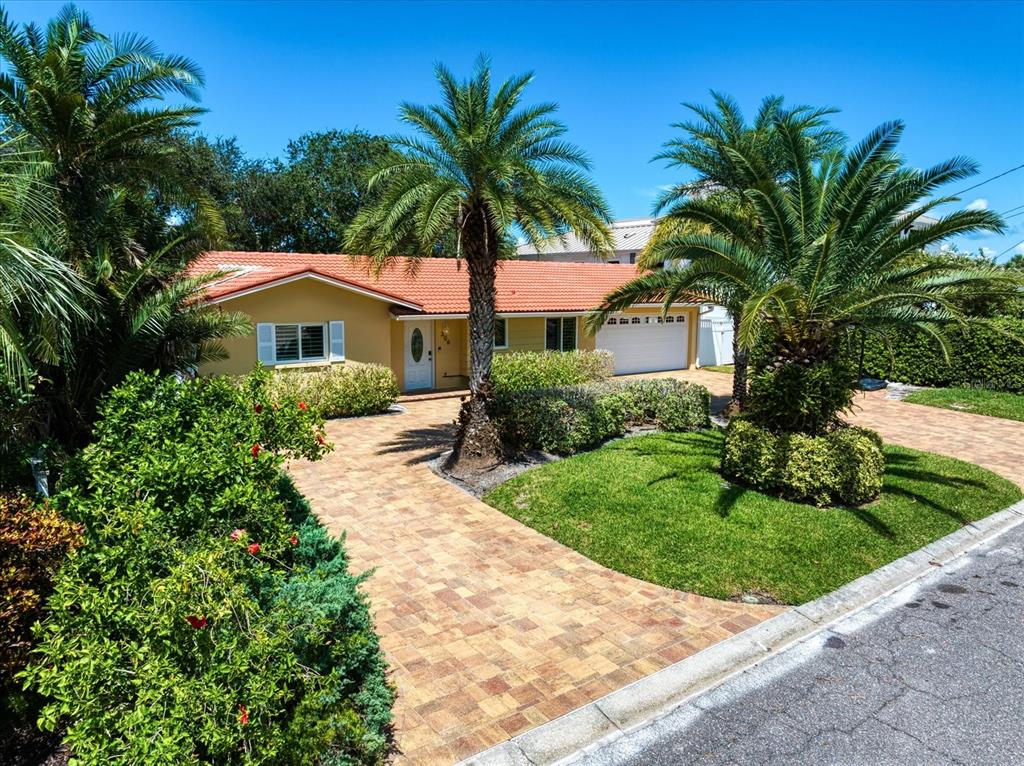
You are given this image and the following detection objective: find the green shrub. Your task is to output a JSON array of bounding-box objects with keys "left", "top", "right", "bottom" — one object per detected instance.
[
  {"left": 746, "top": 358, "right": 856, "bottom": 436},
  {"left": 22, "top": 369, "right": 394, "bottom": 765},
  {"left": 721, "top": 418, "right": 884, "bottom": 506},
  {"left": 263, "top": 362, "right": 399, "bottom": 419},
  {"left": 854, "top": 318, "right": 1024, "bottom": 392},
  {"left": 494, "top": 378, "right": 709, "bottom": 455},
  {"left": 491, "top": 350, "right": 614, "bottom": 395}
]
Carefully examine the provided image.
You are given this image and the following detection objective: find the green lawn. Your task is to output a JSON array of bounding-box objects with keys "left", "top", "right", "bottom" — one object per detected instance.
[
  {"left": 700, "top": 364, "right": 734, "bottom": 374},
  {"left": 484, "top": 431, "right": 1021, "bottom": 604},
  {"left": 903, "top": 387, "right": 1024, "bottom": 423}
]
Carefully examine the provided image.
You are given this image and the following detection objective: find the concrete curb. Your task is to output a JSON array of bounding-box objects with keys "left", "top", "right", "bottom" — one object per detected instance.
[{"left": 458, "top": 500, "right": 1024, "bottom": 766}]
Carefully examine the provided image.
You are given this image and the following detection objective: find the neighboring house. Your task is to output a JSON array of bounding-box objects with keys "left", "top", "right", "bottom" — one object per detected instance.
[
  {"left": 194, "top": 252, "right": 702, "bottom": 392},
  {"left": 516, "top": 218, "right": 657, "bottom": 264}
]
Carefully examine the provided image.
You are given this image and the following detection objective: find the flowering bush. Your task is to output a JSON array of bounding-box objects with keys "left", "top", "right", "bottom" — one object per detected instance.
[
  {"left": 22, "top": 370, "right": 394, "bottom": 764},
  {"left": 264, "top": 362, "right": 399, "bottom": 419}
]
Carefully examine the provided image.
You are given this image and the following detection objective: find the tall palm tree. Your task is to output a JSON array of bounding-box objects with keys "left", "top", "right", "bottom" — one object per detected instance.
[
  {"left": 0, "top": 4, "right": 220, "bottom": 269},
  {"left": 0, "top": 6, "right": 246, "bottom": 448},
  {"left": 347, "top": 58, "right": 613, "bottom": 474},
  {"left": 615, "top": 94, "right": 843, "bottom": 406},
  {"left": 597, "top": 114, "right": 1019, "bottom": 432}
]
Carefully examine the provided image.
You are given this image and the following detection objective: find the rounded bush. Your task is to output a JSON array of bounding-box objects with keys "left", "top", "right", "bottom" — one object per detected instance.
[{"left": 721, "top": 418, "right": 884, "bottom": 507}]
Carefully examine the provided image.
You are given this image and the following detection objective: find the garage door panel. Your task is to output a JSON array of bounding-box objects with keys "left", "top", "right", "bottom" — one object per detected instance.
[{"left": 595, "top": 315, "right": 688, "bottom": 374}]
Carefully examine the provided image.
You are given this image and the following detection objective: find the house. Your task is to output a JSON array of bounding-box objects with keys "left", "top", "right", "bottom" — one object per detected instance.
[
  {"left": 516, "top": 217, "right": 657, "bottom": 264},
  {"left": 194, "top": 252, "right": 702, "bottom": 392}
]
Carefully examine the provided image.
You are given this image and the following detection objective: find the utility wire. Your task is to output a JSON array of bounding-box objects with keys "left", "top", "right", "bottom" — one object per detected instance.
[
  {"left": 1000, "top": 203, "right": 1024, "bottom": 216},
  {"left": 952, "top": 163, "right": 1024, "bottom": 197},
  {"left": 996, "top": 238, "right": 1024, "bottom": 258}
]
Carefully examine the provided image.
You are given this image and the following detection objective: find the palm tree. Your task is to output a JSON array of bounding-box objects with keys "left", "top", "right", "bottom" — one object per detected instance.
[
  {"left": 0, "top": 135, "right": 89, "bottom": 384},
  {"left": 598, "top": 114, "right": 1019, "bottom": 432},
  {"left": 347, "top": 58, "right": 613, "bottom": 474},
  {"left": 0, "top": 6, "right": 246, "bottom": 448},
  {"left": 0, "top": 4, "right": 220, "bottom": 269},
  {"left": 607, "top": 94, "right": 843, "bottom": 407}
]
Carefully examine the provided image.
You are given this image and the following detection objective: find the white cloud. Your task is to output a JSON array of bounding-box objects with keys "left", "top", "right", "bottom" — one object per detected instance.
[
  {"left": 965, "top": 198, "right": 988, "bottom": 211},
  {"left": 979, "top": 247, "right": 997, "bottom": 258},
  {"left": 1015, "top": 242, "right": 1024, "bottom": 254}
]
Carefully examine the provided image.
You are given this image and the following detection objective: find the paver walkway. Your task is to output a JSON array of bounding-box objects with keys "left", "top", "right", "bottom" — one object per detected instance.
[
  {"left": 288, "top": 369, "right": 1024, "bottom": 765},
  {"left": 666, "top": 369, "right": 1023, "bottom": 488},
  {"left": 287, "top": 394, "right": 781, "bottom": 765}
]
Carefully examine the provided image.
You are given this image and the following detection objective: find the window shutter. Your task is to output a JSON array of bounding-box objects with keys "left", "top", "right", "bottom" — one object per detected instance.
[
  {"left": 329, "top": 321, "right": 345, "bottom": 362},
  {"left": 256, "top": 323, "right": 274, "bottom": 365}
]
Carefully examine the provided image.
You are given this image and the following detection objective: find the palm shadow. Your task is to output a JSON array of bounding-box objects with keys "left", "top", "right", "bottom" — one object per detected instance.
[{"left": 377, "top": 423, "right": 456, "bottom": 465}]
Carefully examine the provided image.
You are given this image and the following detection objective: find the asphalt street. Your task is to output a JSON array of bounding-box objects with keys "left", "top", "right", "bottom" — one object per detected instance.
[{"left": 574, "top": 522, "right": 1024, "bottom": 766}]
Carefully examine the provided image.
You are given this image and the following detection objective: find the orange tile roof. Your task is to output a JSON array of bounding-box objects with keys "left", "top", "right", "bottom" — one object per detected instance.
[{"left": 192, "top": 251, "right": 653, "bottom": 315}]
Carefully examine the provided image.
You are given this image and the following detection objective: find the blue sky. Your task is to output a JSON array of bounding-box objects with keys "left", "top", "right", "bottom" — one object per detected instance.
[{"left": 8, "top": 0, "right": 1024, "bottom": 260}]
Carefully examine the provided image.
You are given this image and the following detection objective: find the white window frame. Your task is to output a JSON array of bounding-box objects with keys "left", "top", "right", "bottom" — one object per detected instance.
[
  {"left": 271, "top": 322, "right": 327, "bottom": 364},
  {"left": 545, "top": 316, "right": 578, "bottom": 352},
  {"left": 493, "top": 317, "right": 509, "bottom": 349}
]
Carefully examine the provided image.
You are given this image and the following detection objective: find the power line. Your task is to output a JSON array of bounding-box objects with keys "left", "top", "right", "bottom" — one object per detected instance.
[
  {"left": 1000, "top": 203, "right": 1024, "bottom": 216},
  {"left": 996, "top": 238, "right": 1024, "bottom": 258},
  {"left": 952, "top": 163, "right": 1024, "bottom": 197},
  {"left": 1004, "top": 210, "right": 1024, "bottom": 221}
]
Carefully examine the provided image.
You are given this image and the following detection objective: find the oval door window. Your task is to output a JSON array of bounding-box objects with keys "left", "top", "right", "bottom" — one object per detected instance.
[{"left": 411, "top": 328, "right": 424, "bottom": 362}]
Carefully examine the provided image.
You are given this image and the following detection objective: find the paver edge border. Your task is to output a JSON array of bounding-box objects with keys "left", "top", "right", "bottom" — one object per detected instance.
[{"left": 457, "top": 499, "right": 1024, "bottom": 766}]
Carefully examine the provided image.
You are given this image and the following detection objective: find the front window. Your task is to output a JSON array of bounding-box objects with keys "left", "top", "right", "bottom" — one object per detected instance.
[
  {"left": 545, "top": 317, "right": 577, "bottom": 352},
  {"left": 493, "top": 318, "right": 508, "bottom": 349},
  {"left": 274, "top": 323, "right": 325, "bottom": 363}
]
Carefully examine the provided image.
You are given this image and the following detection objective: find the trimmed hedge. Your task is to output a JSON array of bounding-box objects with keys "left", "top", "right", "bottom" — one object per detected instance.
[
  {"left": 491, "top": 350, "right": 614, "bottom": 395},
  {"left": 23, "top": 369, "right": 394, "bottom": 765},
  {"left": 264, "top": 362, "right": 400, "bottom": 418},
  {"left": 494, "top": 378, "right": 710, "bottom": 455},
  {"left": 721, "top": 418, "right": 885, "bottom": 507},
  {"left": 855, "top": 318, "right": 1024, "bottom": 392}
]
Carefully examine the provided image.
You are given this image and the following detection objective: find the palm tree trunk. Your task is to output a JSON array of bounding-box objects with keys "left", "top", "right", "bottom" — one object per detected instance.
[
  {"left": 445, "top": 209, "right": 503, "bottom": 475},
  {"left": 731, "top": 310, "right": 748, "bottom": 408}
]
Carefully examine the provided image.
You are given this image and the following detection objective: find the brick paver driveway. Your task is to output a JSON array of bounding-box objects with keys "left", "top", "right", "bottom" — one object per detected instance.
[
  {"left": 288, "top": 369, "right": 1023, "bottom": 765},
  {"left": 288, "top": 392, "right": 780, "bottom": 765}
]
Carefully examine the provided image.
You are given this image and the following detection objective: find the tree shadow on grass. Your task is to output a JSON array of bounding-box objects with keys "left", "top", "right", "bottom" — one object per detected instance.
[
  {"left": 377, "top": 423, "right": 455, "bottom": 465},
  {"left": 881, "top": 451, "right": 992, "bottom": 525},
  {"left": 612, "top": 430, "right": 750, "bottom": 518}
]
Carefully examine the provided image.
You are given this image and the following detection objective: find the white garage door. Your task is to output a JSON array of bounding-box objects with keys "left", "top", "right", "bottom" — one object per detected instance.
[{"left": 595, "top": 314, "right": 689, "bottom": 374}]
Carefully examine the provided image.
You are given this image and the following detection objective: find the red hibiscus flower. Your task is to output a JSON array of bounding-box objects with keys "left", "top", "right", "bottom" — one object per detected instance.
[
  {"left": 316, "top": 433, "right": 327, "bottom": 446},
  {"left": 238, "top": 705, "right": 249, "bottom": 725},
  {"left": 185, "top": 615, "right": 207, "bottom": 630},
  {"left": 230, "top": 528, "right": 246, "bottom": 541},
  {"left": 250, "top": 443, "right": 261, "bottom": 458},
  {"left": 253, "top": 404, "right": 263, "bottom": 414},
  {"left": 298, "top": 401, "right": 308, "bottom": 411},
  {"left": 248, "top": 542, "right": 261, "bottom": 555},
  {"left": 289, "top": 534, "right": 299, "bottom": 546}
]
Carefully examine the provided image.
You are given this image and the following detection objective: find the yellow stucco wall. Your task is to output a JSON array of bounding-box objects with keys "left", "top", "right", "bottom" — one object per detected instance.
[
  {"left": 199, "top": 276, "right": 700, "bottom": 387},
  {"left": 199, "top": 279, "right": 394, "bottom": 377}
]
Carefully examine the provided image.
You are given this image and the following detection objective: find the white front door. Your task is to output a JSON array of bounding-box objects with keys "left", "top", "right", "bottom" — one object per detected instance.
[
  {"left": 595, "top": 313, "right": 689, "bottom": 374},
  {"left": 403, "top": 320, "right": 434, "bottom": 390}
]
